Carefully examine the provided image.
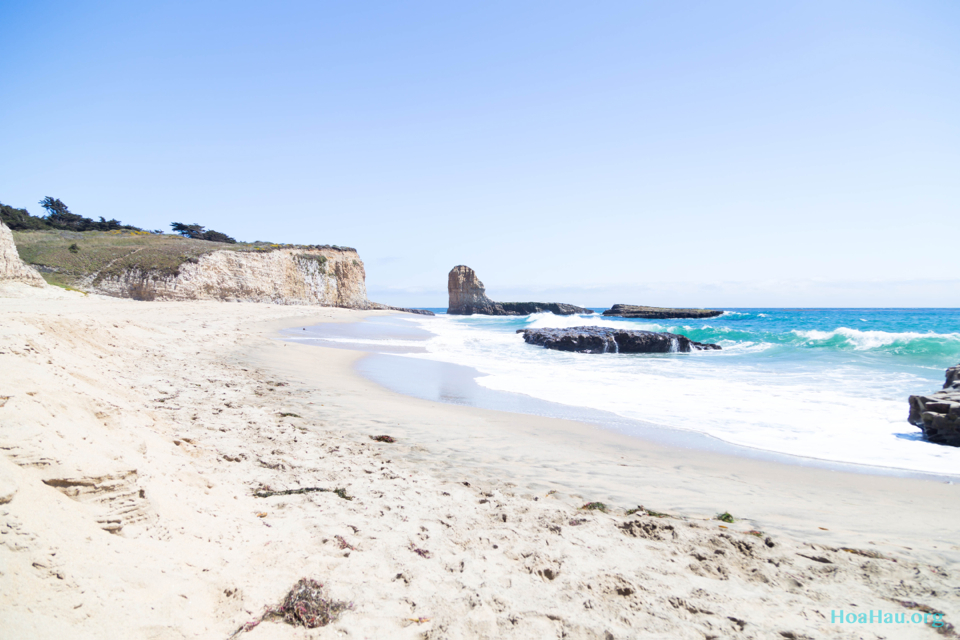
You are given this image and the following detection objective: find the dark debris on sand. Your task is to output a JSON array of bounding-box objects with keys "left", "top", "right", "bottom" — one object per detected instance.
[{"left": 231, "top": 578, "right": 353, "bottom": 637}]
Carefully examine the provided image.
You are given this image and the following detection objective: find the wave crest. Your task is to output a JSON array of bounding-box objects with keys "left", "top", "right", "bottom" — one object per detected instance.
[{"left": 791, "top": 327, "right": 960, "bottom": 352}]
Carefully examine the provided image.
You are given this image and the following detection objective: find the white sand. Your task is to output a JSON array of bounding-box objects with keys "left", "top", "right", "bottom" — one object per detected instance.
[{"left": 1, "top": 285, "right": 958, "bottom": 639}]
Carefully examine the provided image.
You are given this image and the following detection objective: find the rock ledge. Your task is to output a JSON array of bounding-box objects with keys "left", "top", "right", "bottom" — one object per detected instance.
[
  {"left": 602, "top": 304, "right": 723, "bottom": 319},
  {"left": 519, "top": 326, "right": 721, "bottom": 354},
  {"left": 909, "top": 364, "right": 960, "bottom": 446}
]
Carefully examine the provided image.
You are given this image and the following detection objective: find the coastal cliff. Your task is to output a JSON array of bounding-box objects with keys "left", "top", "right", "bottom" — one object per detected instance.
[
  {"left": 89, "top": 246, "right": 369, "bottom": 306},
  {"left": 603, "top": 304, "right": 723, "bottom": 319},
  {"left": 909, "top": 364, "right": 960, "bottom": 446},
  {"left": 447, "top": 265, "right": 591, "bottom": 315},
  {"left": 10, "top": 229, "right": 433, "bottom": 310},
  {"left": 0, "top": 220, "right": 45, "bottom": 287}
]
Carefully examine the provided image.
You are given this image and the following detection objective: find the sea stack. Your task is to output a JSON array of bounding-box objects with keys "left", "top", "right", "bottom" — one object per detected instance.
[
  {"left": 448, "top": 265, "right": 498, "bottom": 314},
  {"left": 446, "top": 265, "right": 592, "bottom": 316}
]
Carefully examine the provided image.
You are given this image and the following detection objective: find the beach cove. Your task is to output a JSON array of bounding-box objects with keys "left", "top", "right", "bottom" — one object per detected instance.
[{"left": 2, "top": 288, "right": 958, "bottom": 639}]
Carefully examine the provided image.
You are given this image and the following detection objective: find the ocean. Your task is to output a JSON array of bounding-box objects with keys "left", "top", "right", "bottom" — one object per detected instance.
[{"left": 287, "top": 308, "right": 960, "bottom": 476}]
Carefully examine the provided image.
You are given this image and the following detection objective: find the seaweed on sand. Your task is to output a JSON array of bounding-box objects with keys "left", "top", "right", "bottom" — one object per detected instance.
[
  {"left": 625, "top": 505, "right": 674, "bottom": 518},
  {"left": 254, "top": 486, "right": 353, "bottom": 501},
  {"left": 580, "top": 502, "right": 608, "bottom": 512},
  {"left": 230, "top": 578, "right": 352, "bottom": 636},
  {"left": 335, "top": 535, "right": 355, "bottom": 551},
  {"left": 370, "top": 435, "right": 396, "bottom": 443},
  {"left": 716, "top": 512, "right": 735, "bottom": 523}
]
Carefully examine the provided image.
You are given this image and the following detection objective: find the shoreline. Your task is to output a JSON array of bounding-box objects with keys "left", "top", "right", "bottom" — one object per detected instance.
[
  {"left": 2, "top": 291, "right": 959, "bottom": 638},
  {"left": 256, "top": 315, "right": 960, "bottom": 553},
  {"left": 287, "top": 313, "right": 959, "bottom": 482}
]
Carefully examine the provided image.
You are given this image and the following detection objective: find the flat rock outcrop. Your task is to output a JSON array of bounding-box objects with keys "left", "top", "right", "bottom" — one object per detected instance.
[
  {"left": 0, "top": 220, "right": 45, "bottom": 287},
  {"left": 368, "top": 302, "right": 435, "bottom": 316},
  {"left": 909, "top": 364, "right": 960, "bottom": 446},
  {"left": 447, "top": 266, "right": 592, "bottom": 316},
  {"left": 519, "top": 326, "right": 721, "bottom": 354},
  {"left": 602, "top": 304, "right": 723, "bottom": 319}
]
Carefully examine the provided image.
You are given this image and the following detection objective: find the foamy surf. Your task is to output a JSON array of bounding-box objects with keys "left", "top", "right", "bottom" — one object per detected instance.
[
  {"left": 791, "top": 327, "right": 960, "bottom": 352},
  {"left": 389, "top": 308, "right": 960, "bottom": 475}
]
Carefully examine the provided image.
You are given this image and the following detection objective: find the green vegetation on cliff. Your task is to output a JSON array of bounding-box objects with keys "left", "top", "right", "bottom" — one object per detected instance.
[
  {"left": 11, "top": 229, "right": 353, "bottom": 289},
  {"left": 1, "top": 199, "right": 144, "bottom": 233}
]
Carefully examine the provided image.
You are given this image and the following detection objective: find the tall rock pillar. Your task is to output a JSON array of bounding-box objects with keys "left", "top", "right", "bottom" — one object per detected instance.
[{"left": 447, "top": 265, "right": 497, "bottom": 314}]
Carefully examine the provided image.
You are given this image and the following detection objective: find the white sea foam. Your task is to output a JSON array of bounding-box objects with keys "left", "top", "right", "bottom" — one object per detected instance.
[
  {"left": 396, "top": 314, "right": 960, "bottom": 476},
  {"left": 792, "top": 327, "right": 960, "bottom": 350},
  {"left": 524, "top": 312, "right": 663, "bottom": 331}
]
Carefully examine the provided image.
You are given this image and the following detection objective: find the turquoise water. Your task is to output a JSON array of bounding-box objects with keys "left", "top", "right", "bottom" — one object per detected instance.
[{"left": 391, "top": 308, "right": 960, "bottom": 474}]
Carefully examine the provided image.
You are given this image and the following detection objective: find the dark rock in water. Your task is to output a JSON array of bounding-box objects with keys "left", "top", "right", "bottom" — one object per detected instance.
[
  {"left": 909, "top": 363, "right": 960, "bottom": 447},
  {"left": 387, "top": 307, "right": 434, "bottom": 315},
  {"left": 447, "top": 265, "right": 592, "bottom": 316},
  {"left": 498, "top": 302, "right": 592, "bottom": 315},
  {"left": 519, "top": 326, "right": 721, "bottom": 354},
  {"left": 602, "top": 304, "right": 723, "bottom": 319},
  {"left": 947, "top": 365, "right": 960, "bottom": 389}
]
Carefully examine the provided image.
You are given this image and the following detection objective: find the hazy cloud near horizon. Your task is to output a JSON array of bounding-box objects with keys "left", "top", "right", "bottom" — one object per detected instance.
[
  {"left": 368, "top": 278, "right": 960, "bottom": 309},
  {"left": 1, "top": 1, "right": 957, "bottom": 307}
]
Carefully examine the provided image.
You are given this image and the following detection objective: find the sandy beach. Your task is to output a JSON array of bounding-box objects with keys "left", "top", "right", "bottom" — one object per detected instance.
[{"left": 2, "top": 285, "right": 958, "bottom": 639}]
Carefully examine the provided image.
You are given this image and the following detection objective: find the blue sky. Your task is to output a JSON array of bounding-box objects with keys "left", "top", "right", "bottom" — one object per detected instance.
[{"left": 1, "top": 1, "right": 957, "bottom": 307}]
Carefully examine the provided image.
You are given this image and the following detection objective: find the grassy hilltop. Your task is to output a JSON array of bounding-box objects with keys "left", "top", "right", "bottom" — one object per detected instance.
[
  {"left": 4, "top": 198, "right": 353, "bottom": 290},
  {"left": 12, "top": 229, "right": 348, "bottom": 290}
]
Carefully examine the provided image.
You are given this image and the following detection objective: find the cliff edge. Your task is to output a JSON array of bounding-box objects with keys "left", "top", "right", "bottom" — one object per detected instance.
[
  {"left": 447, "top": 265, "right": 591, "bottom": 316},
  {"left": 0, "top": 220, "right": 46, "bottom": 287}
]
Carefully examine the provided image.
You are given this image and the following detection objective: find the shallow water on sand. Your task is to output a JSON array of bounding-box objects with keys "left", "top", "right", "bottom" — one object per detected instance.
[{"left": 283, "top": 309, "right": 960, "bottom": 476}]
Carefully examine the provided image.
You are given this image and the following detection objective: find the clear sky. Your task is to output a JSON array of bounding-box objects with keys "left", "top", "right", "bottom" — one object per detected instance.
[{"left": 1, "top": 1, "right": 957, "bottom": 307}]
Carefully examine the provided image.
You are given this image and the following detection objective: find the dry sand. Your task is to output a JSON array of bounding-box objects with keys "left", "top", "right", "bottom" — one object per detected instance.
[{"left": 1, "top": 282, "right": 958, "bottom": 639}]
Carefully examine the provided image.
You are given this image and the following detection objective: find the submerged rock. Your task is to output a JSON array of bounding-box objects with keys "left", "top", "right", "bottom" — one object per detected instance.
[
  {"left": 447, "top": 265, "right": 591, "bottom": 316},
  {"left": 909, "top": 364, "right": 960, "bottom": 446},
  {"left": 519, "top": 326, "right": 721, "bottom": 354},
  {"left": 602, "top": 304, "right": 723, "bottom": 319}
]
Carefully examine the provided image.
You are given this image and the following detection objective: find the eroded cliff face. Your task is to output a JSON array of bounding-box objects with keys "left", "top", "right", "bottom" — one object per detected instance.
[
  {"left": 90, "top": 247, "right": 369, "bottom": 307},
  {"left": 0, "top": 220, "right": 46, "bottom": 287}
]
